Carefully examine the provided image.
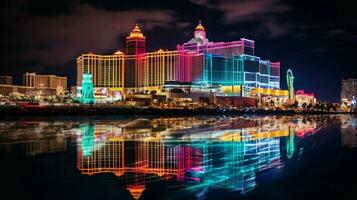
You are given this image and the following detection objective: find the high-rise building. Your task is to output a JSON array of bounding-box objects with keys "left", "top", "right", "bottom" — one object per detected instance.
[
  {"left": 76, "top": 51, "right": 124, "bottom": 91},
  {"left": 125, "top": 24, "right": 146, "bottom": 89},
  {"left": 0, "top": 76, "right": 13, "bottom": 85},
  {"left": 145, "top": 50, "right": 179, "bottom": 88},
  {"left": 23, "top": 72, "right": 67, "bottom": 94},
  {"left": 126, "top": 24, "right": 146, "bottom": 55},
  {"left": 76, "top": 21, "right": 282, "bottom": 96},
  {"left": 341, "top": 78, "right": 357, "bottom": 103},
  {"left": 177, "top": 22, "right": 280, "bottom": 90}
]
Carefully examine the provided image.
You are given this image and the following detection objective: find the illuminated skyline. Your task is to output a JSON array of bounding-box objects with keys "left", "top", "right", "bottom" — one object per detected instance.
[
  {"left": 77, "top": 22, "right": 282, "bottom": 94},
  {"left": 1, "top": 0, "right": 356, "bottom": 101}
]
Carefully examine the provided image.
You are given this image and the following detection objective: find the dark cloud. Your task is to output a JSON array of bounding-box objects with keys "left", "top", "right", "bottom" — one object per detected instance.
[
  {"left": 190, "top": 0, "right": 291, "bottom": 37},
  {"left": 2, "top": 3, "right": 182, "bottom": 67},
  {"left": 260, "top": 18, "right": 290, "bottom": 37},
  {"left": 307, "top": 48, "right": 329, "bottom": 53},
  {"left": 328, "top": 29, "right": 345, "bottom": 36},
  {"left": 190, "top": 0, "right": 291, "bottom": 21}
]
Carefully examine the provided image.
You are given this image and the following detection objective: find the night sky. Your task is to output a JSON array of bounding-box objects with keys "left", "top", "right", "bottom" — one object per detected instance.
[{"left": 1, "top": 0, "right": 356, "bottom": 102}]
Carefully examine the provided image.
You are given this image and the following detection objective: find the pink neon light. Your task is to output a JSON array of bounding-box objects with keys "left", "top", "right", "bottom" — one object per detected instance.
[
  {"left": 296, "top": 90, "right": 314, "bottom": 97},
  {"left": 295, "top": 128, "right": 317, "bottom": 137}
]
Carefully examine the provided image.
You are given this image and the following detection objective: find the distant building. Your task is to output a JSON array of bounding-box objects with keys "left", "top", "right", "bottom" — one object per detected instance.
[
  {"left": 216, "top": 96, "right": 257, "bottom": 107},
  {"left": 23, "top": 72, "right": 67, "bottom": 95},
  {"left": 341, "top": 78, "right": 357, "bottom": 103},
  {"left": 0, "top": 76, "right": 12, "bottom": 85},
  {"left": 0, "top": 84, "right": 57, "bottom": 96},
  {"left": 250, "top": 87, "right": 289, "bottom": 108},
  {"left": 295, "top": 90, "right": 316, "bottom": 106}
]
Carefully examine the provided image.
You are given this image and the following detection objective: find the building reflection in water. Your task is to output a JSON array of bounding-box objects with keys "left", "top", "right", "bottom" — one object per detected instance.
[
  {"left": 75, "top": 116, "right": 319, "bottom": 200},
  {"left": 340, "top": 115, "right": 357, "bottom": 148},
  {"left": 0, "top": 121, "right": 70, "bottom": 156}
]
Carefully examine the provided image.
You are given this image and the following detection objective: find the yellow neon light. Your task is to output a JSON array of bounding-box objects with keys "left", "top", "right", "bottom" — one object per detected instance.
[{"left": 128, "top": 24, "right": 144, "bottom": 39}]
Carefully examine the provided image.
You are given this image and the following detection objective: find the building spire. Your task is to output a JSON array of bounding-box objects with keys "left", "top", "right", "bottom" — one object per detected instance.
[
  {"left": 195, "top": 20, "right": 205, "bottom": 31},
  {"left": 128, "top": 23, "right": 144, "bottom": 38}
]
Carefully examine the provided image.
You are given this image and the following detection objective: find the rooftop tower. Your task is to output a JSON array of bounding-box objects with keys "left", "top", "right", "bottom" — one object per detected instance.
[
  {"left": 126, "top": 24, "right": 146, "bottom": 55},
  {"left": 188, "top": 20, "right": 209, "bottom": 45},
  {"left": 125, "top": 24, "right": 146, "bottom": 89}
]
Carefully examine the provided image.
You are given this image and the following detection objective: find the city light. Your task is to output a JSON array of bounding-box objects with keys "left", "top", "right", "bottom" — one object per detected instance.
[
  {"left": 77, "top": 21, "right": 281, "bottom": 94},
  {"left": 79, "top": 73, "right": 96, "bottom": 104},
  {"left": 1, "top": 2, "right": 356, "bottom": 200},
  {"left": 74, "top": 116, "right": 319, "bottom": 199}
]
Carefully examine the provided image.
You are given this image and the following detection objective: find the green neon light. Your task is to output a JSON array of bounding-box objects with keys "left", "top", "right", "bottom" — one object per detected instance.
[
  {"left": 286, "top": 128, "right": 295, "bottom": 159},
  {"left": 80, "top": 124, "right": 95, "bottom": 157},
  {"left": 80, "top": 73, "right": 96, "bottom": 104},
  {"left": 286, "top": 69, "right": 295, "bottom": 100}
]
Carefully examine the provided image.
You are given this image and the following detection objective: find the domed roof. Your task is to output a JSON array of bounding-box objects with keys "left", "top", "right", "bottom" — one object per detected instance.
[
  {"left": 128, "top": 24, "right": 144, "bottom": 38},
  {"left": 195, "top": 20, "right": 205, "bottom": 31}
]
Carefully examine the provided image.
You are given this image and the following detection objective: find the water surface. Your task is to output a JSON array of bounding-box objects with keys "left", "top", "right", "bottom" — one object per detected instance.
[{"left": 0, "top": 115, "right": 356, "bottom": 200}]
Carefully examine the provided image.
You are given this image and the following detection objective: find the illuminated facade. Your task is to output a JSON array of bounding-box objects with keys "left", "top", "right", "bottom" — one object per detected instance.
[
  {"left": 125, "top": 24, "right": 146, "bottom": 89},
  {"left": 295, "top": 90, "right": 316, "bottom": 105},
  {"left": 76, "top": 21, "right": 281, "bottom": 96},
  {"left": 76, "top": 51, "right": 125, "bottom": 91},
  {"left": 341, "top": 78, "right": 357, "bottom": 104},
  {"left": 23, "top": 72, "right": 67, "bottom": 95},
  {"left": 0, "top": 75, "right": 12, "bottom": 85},
  {"left": 176, "top": 21, "right": 280, "bottom": 91},
  {"left": 125, "top": 50, "right": 179, "bottom": 90}
]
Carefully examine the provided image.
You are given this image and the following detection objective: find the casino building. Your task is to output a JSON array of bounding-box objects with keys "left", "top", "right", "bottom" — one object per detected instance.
[{"left": 77, "top": 21, "right": 286, "bottom": 99}]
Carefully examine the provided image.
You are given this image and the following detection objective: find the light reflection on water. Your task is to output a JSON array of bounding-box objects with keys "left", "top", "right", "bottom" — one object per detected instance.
[{"left": 0, "top": 115, "right": 356, "bottom": 200}]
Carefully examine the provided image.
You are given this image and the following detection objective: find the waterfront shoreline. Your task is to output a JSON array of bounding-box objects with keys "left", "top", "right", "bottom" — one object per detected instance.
[{"left": 0, "top": 105, "right": 355, "bottom": 117}]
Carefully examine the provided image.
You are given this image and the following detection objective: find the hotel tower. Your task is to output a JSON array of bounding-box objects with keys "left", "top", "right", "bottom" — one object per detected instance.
[{"left": 77, "top": 21, "right": 282, "bottom": 95}]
